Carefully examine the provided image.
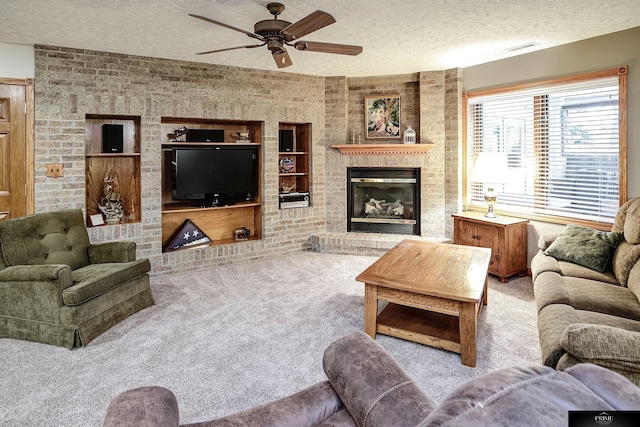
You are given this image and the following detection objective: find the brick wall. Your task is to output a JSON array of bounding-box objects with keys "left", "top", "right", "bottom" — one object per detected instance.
[
  {"left": 34, "top": 45, "right": 327, "bottom": 275},
  {"left": 34, "top": 45, "right": 462, "bottom": 275}
]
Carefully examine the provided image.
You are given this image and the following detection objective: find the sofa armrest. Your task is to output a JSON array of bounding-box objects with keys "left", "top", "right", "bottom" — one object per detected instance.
[
  {"left": 323, "top": 332, "right": 434, "bottom": 427},
  {"left": 103, "top": 386, "right": 179, "bottom": 427},
  {"left": 203, "top": 381, "right": 344, "bottom": 427},
  {"left": 0, "top": 265, "right": 73, "bottom": 322},
  {"left": 538, "top": 233, "right": 559, "bottom": 251},
  {"left": 531, "top": 250, "right": 562, "bottom": 281},
  {"left": 104, "top": 382, "right": 344, "bottom": 427},
  {"left": 0, "top": 264, "right": 72, "bottom": 287},
  {"left": 561, "top": 324, "right": 640, "bottom": 373},
  {"left": 88, "top": 241, "right": 136, "bottom": 264}
]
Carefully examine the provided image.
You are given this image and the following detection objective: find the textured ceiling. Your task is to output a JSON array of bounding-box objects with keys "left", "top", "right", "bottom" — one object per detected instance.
[{"left": 1, "top": 0, "right": 639, "bottom": 77}]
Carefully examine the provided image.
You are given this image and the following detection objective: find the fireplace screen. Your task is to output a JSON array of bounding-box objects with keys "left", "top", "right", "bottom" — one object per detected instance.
[{"left": 347, "top": 167, "right": 420, "bottom": 235}]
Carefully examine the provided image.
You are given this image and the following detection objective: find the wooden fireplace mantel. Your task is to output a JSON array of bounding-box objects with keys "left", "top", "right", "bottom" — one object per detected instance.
[{"left": 330, "top": 143, "right": 435, "bottom": 155}]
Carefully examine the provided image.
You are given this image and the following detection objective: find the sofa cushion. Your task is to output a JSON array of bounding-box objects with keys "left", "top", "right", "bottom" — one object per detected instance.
[
  {"left": 537, "top": 304, "right": 640, "bottom": 368},
  {"left": 544, "top": 224, "right": 623, "bottom": 272},
  {"left": 0, "top": 209, "right": 90, "bottom": 270},
  {"left": 560, "top": 324, "right": 640, "bottom": 374},
  {"left": 63, "top": 259, "right": 151, "bottom": 306},
  {"left": 531, "top": 251, "right": 618, "bottom": 285},
  {"left": 557, "top": 261, "right": 618, "bottom": 285},
  {"left": 533, "top": 272, "right": 637, "bottom": 320},
  {"left": 562, "top": 277, "right": 640, "bottom": 321}
]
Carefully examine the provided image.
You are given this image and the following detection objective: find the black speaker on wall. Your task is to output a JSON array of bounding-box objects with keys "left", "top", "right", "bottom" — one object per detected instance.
[
  {"left": 102, "top": 124, "right": 124, "bottom": 153},
  {"left": 279, "top": 129, "right": 294, "bottom": 152},
  {"left": 186, "top": 129, "right": 225, "bottom": 142}
]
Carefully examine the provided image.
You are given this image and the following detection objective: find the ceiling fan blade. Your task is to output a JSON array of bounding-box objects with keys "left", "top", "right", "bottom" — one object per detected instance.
[
  {"left": 189, "top": 14, "right": 262, "bottom": 40},
  {"left": 272, "top": 49, "right": 293, "bottom": 68},
  {"left": 282, "top": 10, "right": 336, "bottom": 40},
  {"left": 294, "top": 41, "right": 363, "bottom": 56},
  {"left": 196, "top": 44, "right": 264, "bottom": 55}
]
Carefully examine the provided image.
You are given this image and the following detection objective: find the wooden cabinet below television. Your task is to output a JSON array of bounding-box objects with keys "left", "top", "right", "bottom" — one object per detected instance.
[
  {"left": 84, "top": 115, "right": 141, "bottom": 227},
  {"left": 278, "top": 122, "right": 311, "bottom": 208},
  {"left": 160, "top": 117, "right": 263, "bottom": 250}
]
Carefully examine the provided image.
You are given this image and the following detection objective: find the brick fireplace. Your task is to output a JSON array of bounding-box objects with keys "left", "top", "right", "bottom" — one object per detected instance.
[
  {"left": 347, "top": 167, "right": 420, "bottom": 235},
  {"left": 323, "top": 71, "right": 463, "bottom": 242}
]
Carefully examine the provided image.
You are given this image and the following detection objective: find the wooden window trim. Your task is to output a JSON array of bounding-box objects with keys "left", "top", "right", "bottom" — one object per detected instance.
[{"left": 463, "top": 66, "right": 628, "bottom": 229}]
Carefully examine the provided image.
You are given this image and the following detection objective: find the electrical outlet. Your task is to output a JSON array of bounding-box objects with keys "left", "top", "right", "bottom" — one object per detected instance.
[{"left": 46, "top": 163, "right": 64, "bottom": 178}]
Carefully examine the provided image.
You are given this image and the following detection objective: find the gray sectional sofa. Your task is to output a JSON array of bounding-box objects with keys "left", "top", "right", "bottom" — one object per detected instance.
[
  {"left": 104, "top": 331, "right": 640, "bottom": 427},
  {"left": 532, "top": 197, "right": 640, "bottom": 385}
]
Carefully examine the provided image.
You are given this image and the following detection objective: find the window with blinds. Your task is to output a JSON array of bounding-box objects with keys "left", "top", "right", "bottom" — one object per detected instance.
[{"left": 464, "top": 67, "right": 627, "bottom": 226}]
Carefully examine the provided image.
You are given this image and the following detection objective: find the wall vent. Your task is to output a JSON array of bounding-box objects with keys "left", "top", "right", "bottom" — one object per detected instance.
[{"left": 505, "top": 42, "right": 540, "bottom": 52}]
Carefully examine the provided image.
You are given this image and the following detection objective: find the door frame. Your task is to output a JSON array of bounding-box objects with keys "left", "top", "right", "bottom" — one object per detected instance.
[{"left": 0, "top": 77, "right": 34, "bottom": 215}]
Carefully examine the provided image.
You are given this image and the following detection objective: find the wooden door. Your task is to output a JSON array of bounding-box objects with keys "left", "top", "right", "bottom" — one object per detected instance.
[
  {"left": 456, "top": 219, "right": 479, "bottom": 246},
  {"left": 0, "top": 81, "right": 31, "bottom": 220},
  {"left": 475, "top": 223, "right": 500, "bottom": 275}
]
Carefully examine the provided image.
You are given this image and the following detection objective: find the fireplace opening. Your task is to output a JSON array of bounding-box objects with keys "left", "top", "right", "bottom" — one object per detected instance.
[{"left": 347, "top": 167, "right": 420, "bottom": 235}]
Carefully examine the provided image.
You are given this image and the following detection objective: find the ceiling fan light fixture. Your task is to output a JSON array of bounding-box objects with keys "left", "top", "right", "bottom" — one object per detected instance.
[
  {"left": 267, "top": 39, "right": 285, "bottom": 52},
  {"left": 190, "top": 3, "right": 362, "bottom": 68}
]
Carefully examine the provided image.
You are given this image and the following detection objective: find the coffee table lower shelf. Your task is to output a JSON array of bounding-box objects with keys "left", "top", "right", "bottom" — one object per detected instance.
[{"left": 376, "top": 303, "right": 462, "bottom": 354}]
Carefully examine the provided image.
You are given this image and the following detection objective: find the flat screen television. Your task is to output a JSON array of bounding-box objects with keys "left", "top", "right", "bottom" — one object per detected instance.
[{"left": 172, "top": 145, "right": 259, "bottom": 207}]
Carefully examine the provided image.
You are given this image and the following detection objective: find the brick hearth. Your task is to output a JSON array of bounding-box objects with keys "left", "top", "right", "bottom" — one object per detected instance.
[{"left": 310, "top": 232, "right": 450, "bottom": 256}]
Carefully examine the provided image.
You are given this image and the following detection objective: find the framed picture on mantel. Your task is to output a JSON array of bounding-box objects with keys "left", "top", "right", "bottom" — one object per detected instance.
[{"left": 365, "top": 95, "right": 401, "bottom": 139}]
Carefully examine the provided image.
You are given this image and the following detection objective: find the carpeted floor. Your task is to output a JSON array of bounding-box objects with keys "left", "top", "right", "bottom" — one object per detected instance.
[{"left": 0, "top": 252, "right": 540, "bottom": 426}]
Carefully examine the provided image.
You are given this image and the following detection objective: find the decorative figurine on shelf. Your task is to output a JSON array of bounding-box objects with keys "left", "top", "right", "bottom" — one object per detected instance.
[
  {"left": 172, "top": 126, "right": 187, "bottom": 142},
  {"left": 280, "top": 182, "right": 295, "bottom": 193},
  {"left": 234, "top": 227, "right": 251, "bottom": 240},
  {"left": 279, "top": 157, "right": 295, "bottom": 173},
  {"left": 403, "top": 125, "right": 416, "bottom": 144},
  {"left": 98, "top": 177, "right": 124, "bottom": 224},
  {"left": 236, "top": 130, "right": 250, "bottom": 142}
]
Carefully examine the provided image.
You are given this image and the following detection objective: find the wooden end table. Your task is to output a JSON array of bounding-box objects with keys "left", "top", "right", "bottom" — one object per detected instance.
[{"left": 356, "top": 239, "right": 491, "bottom": 367}]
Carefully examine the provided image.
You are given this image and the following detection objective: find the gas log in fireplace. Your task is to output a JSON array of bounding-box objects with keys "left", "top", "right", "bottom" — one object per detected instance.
[{"left": 347, "top": 167, "right": 420, "bottom": 235}]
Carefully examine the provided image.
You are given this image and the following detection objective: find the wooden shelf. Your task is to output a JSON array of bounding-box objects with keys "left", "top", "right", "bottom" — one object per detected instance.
[
  {"left": 162, "top": 201, "right": 261, "bottom": 213},
  {"left": 160, "top": 117, "right": 264, "bottom": 251},
  {"left": 84, "top": 115, "right": 142, "bottom": 227},
  {"left": 279, "top": 123, "right": 311, "bottom": 206},
  {"left": 162, "top": 202, "right": 262, "bottom": 246},
  {"left": 86, "top": 153, "right": 141, "bottom": 158},
  {"left": 162, "top": 142, "right": 260, "bottom": 147},
  {"left": 330, "top": 143, "right": 435, "bottom": 155}
]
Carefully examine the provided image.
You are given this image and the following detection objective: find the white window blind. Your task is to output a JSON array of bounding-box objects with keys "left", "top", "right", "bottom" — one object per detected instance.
[{"left": 465, "top": 71, "right": 625, "bottom": 225}]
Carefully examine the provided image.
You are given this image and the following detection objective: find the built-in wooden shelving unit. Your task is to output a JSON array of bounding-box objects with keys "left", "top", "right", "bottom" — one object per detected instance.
[{"left": 160, "top": 117, "right": 263, "bottom": 250}]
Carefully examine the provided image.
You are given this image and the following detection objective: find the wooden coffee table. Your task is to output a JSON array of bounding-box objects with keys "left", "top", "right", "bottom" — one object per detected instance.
[{"left": 356, "top": 239, "right": 491, "bottom": 367}]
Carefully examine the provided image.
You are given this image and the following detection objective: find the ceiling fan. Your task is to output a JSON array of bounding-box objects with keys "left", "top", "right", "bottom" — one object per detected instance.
[{"left": 189, "top": 2, "right": 363, "bottom": 68}]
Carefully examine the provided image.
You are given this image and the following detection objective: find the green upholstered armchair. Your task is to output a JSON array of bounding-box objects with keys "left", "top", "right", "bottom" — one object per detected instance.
[{"left": 0, "top": 209, "right": 154, "bottom": 349}]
